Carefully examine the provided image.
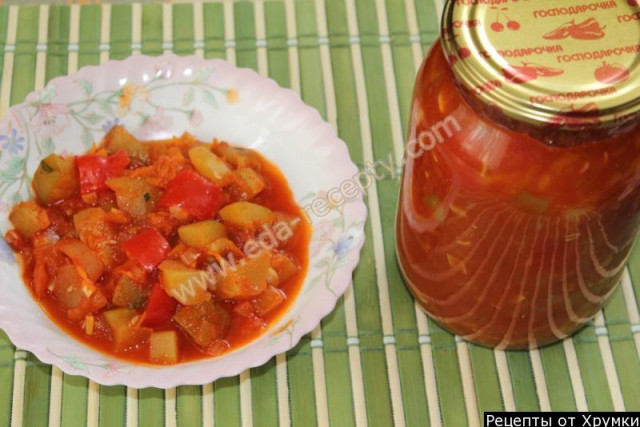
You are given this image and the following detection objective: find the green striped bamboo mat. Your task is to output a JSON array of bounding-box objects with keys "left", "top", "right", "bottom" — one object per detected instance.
[{"left": 0, "top": 1, "right": 639, "bottom": 426}]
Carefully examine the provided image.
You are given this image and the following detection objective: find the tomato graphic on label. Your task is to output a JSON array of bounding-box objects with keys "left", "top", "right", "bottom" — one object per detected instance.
[
  {"left": 543, "top": 18, "right": 606, "bottom": 40},
  {"left": 489, "top": 7, "right": 520, "bottom": 33},
  {"left": 503, "top": 63, "right": 564, "bottom": 84},
  {"left": 595, "top": 62, "right": 631, "bottom": 85},
  {"left": 628, "top": 0, "right": 640, "bottom": 6},
  {"left": 548, "top": 103, "right": 601, "bottom": 128}
]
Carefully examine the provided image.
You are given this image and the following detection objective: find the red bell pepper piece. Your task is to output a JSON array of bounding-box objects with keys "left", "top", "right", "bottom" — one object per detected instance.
[
  {"left": 122, "top": 228, "right": 170, "bottom": 271},
  {"left": 158, "top": 170, "right": 223, "bottom": 220},
  {"left": 140, "top": 284, "right": 177, "bottom": 327},
  {"left": 77, "top": 150, "right": 130, "bottom": 194}
]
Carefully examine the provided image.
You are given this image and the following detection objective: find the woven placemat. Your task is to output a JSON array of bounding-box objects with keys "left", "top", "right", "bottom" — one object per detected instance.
[{"left": 0, "top": 1, "right": 638, "bottom": 426}]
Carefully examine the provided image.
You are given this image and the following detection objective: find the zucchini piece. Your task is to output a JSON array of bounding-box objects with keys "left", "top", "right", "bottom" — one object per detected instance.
[
  {"left": 178, "top": 220, "right": 227, "bottom": 249},
  {"left": 218, "top": 202, "right": 275, "bottom": 229},
  {"left": 53, "top": 264, "right": 86, "bottom": 310},
  {"left": 207, "top": 238, "right": 243, "bottom": 258},
  {"left": 149, "top": 330, "right": 179, "bottom": 364},
  {"left": 112, "top": 276, "right": 147, "bottom": 309},
  {"left": 235, "top": 167, "right": 265, "bottom": 199},
  {"left": 173, "top": 300, "right": 230, "bottom": 352},
  {"left": 32, "top": 154, "right": 79, "bottom": 205},
  {"left": 188, "top": 146, "right": 233, "bottom": 186},
  {"left": 9, "top": 201, "right": 50, "bottom": 238},
  {"left": 158, "top": 260, "right": 211, "bottom": 305},
  {"left": 56, "top": 238, "right": 105, "bottom": 281},
  {"left": 213, "top": 144, "right": 260, "bottom": 169},
  {"left": 254, "top": 286, "right": 286, "bottom": 316},
  {"left": 103, "top": 125, "right": 150, "bottom": 163},
  {"left": 102, "top": 308, "right": 152, "bottom": 351},
  {"left": 73, "top": 207, "right": 118, "bottom": 268},
  {"left": 106, "top": 176, "right": 159, "bottom": 218},
  {"left": 266, "top": 268, "right": 279, "bottom": 287},
  {"left": 271, "top": 254, "right": 299, "bottom": 284},
  {"left": 216, "top": 252, "right": 270, "bottom": 299},
  {"left": 53, "top": 264, "right": 107, "bottom": 320}
]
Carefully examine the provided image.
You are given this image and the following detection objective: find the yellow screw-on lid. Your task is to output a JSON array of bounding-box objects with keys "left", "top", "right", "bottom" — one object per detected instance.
[{"left": 441, "top": 0, "right": 640, "bottom": 129}]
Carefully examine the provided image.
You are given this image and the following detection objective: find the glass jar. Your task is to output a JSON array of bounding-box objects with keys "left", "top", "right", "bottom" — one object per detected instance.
[{"left": 396, "top": 1, "right": 640, "bottom": 349}]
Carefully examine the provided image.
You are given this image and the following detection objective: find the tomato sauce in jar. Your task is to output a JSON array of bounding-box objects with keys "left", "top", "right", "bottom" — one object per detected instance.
[{"left": 396, "top": 1, "right": 640, "bottom": 349}]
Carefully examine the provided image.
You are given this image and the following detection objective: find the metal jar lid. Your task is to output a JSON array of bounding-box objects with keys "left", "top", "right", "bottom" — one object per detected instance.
[{"left": 441, "top": 0, "right": 640, "bottom": 130}]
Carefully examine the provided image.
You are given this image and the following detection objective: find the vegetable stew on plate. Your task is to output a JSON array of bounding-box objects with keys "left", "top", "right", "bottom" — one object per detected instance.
[{"left": 4, "top": 126, "right": 311, "bottom": 365}]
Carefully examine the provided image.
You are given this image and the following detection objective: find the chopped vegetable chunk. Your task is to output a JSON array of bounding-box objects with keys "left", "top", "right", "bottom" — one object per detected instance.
[
  {"left": 150, "top": 331, "right": 179, "bottom": 364},
  {"left": 254, "top": 286, "right": 286, "bottom": 316},
  {"left": 106, "top": 176, "right": 159, "bottom": 217},
  {"left": 234, "top": 167, "right": 265, "bottom": 200},
  {"left": 122, "top": 228, "right": 170, "bottom": 271},
  {"left": 9, "top": 202, "right": 50, "bottom": 238},
  {"left": 112, "top": 276, "right": 147, "bottom": 309},
  {"left": 188, "top": 146, "right": 233, "bottom": 186},
  {"left": 178, "top": 220, "right": 227, "bottom": 249},
  {"left": 73, "top": 208, "right": 119, "bottom": 267},
  {"left": 216, "top": 252, "right": 271, "bottom": 299},
  {"left": 271, "top": 254, "right": 299, "bottom": 284},
  {"left": 207, "top": 237, "right": 243, "bottom": 258},
  {"left": 218, "top": 202, "right": 275, "bottom": 230},
  {"left": 103, "top": 308, "right": 152, "bottom": 351},
  {"left": 33, "top": 154, "right": 79, "bottom": 205},
  {"left": 158, "top": 259, "right": 210, "bottom": 305},
  {"left": 213, "top": 143, "right": 260, "bottom": 169},
  {"left": 173, "top": 300, "right": 230, "bottom": 353},
  {"left": 56, "top": 238, "right": 105, "bottom": 281},
  {"left": 53, "top": 264, "right": 107, "bottom": 321},
  {"left": 77, "top": 150, "right": 129, "bottom": 194},
  {"left": 140, "top": 284, "right": 177, "bottom": 327},
  {"left": 103, "top": 125, "right": 150, "bottom": 163},
  {"left": 158, "top": 170, "right": 223, "bottom": 220}
]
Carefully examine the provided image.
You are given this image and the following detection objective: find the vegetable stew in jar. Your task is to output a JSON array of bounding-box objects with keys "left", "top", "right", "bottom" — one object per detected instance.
[{"left": 396, "top": 0, "right": 640, "bottom": 349}]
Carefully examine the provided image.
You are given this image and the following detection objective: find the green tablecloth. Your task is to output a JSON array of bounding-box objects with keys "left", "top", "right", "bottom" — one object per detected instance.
[{"left": 0, "top": 1, "right": 638, "bottom": 426}]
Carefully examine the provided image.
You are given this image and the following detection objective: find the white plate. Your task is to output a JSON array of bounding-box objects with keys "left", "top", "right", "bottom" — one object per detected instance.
[{"left": 0, "top": 54, "right": 366, "bottom": 388}]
